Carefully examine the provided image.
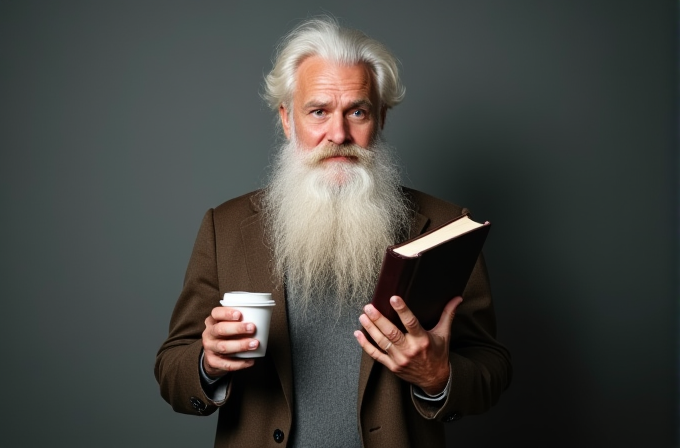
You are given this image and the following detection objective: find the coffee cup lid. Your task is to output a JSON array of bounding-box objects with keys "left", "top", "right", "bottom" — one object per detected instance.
[
  {"left": 221, "top": 292, "right": 274, "bottom": 307},
  {"left": 220, "top": 299, "right": 275, "bottom": 307},
  {"left": 223, "top": 291, "right": 271, "bottom": 298}
]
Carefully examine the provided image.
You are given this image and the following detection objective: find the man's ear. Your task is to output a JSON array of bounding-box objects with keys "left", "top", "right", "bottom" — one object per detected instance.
[
  {"left": 380, "top": 105, "right": 388, "bottom": 130},
  {"left": 279, "top": 105, "right": 291, "bottom": 139}
]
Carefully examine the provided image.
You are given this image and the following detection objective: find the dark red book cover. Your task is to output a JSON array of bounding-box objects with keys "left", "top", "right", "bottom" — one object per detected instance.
[{"left": 371, "top": 214, "right": 491, "bottom": 332}]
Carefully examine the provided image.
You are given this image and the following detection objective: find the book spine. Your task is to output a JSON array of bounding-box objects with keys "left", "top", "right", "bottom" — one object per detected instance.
[{"left": 371, "top": 249, "right": 419, "bottom": 331}]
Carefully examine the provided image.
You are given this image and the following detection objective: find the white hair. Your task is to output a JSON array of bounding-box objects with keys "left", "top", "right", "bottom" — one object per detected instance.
[{"left": 262, "top": 16, "right": 405, "bottom": 111}]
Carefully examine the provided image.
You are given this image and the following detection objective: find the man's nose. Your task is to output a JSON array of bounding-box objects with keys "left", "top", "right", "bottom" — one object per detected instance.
[{"left": 326, "top": 114, "right": 349, "bottom": 145}]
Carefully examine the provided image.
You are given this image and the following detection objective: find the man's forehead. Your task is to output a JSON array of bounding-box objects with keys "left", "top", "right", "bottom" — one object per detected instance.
[{"left": 293, "top": 56, "right": 378, "bottom": 103}]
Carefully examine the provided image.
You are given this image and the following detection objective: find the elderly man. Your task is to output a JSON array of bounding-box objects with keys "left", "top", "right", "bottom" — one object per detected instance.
[{"left": 155, "top": 17, "right": 511, "bottom": 448}]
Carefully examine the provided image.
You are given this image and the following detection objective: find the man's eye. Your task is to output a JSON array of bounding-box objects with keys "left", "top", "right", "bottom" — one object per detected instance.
[
  {"left": 351, "top": 110, "right": 366, "bottom": 118},
  {"left": 312, "top": 110, "right": 325, "bottom": 117}
]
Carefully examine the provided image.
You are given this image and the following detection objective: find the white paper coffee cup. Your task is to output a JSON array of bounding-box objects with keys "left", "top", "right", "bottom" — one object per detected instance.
[{"left": 220, "top": 292, "right": 275, "bottom": 358}]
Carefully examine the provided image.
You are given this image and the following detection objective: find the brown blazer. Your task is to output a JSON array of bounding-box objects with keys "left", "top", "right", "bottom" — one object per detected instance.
[{"left": 155, "top": 188, "right": 511, "bottom": 448}]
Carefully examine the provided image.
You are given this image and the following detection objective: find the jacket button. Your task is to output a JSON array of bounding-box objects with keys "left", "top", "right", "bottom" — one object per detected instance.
[
  {"left": 273, "top": 429, "right": 284, "bottom": 443},
  {"left": 189, "top": 397, "right": 207, "bottom": 414},
  {"left": 443, "top": 412, "right": 462, "bottom": 422}
]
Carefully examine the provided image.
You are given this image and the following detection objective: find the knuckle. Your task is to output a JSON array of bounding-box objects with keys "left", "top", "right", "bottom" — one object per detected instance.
[
  {"left": 216, "top": 324, "right": 227, "bottom": 337},
  {"left": 359, "top": 316, "right": 373, "bottom": 330},
  {"left": 395, "top": 358, "right": 410, "bottom": 369},
  {"left": 401, "top": 346, "right": 416, "bottom": 359},
  {"left": 403, "top": 315, "right": 419, "bottom": 329},
  {"left": 417, "top": 338, "right": 430, "bottom": 352},
  {"left": 386, "top": 328, "right": 401, "bottom": 341},
  {"left": 391, "top": 362, "right": 406, "bottom": 373},
  {"left": 204, "top": 353, "right": 218, "bottom": 369},
  {"left": 202, "top": 329, "right": 213, "bottom": 346}
]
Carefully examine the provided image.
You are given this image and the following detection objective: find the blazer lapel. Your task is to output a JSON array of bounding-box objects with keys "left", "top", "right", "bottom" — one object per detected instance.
[
  {"left": 356, "top": 210, "right": 430, "bottom": 410},
  {"left": 240, "top": 199, "right": 294, "bottom": 414}
]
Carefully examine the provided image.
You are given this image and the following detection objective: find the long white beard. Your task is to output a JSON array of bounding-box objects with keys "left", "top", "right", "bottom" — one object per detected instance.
[{"left": 262, "top": 134, "right": 413, "bottom": 314}]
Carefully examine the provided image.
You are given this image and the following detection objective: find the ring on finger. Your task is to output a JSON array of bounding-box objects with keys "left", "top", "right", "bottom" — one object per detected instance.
[{"left": 384, "top": 341, "right": 392, "bottom": 351}]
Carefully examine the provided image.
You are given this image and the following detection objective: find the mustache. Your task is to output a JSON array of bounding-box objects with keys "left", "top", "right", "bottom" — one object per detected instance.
[{"left": 305, "top": 143, "right": 373, "bottom": 165}]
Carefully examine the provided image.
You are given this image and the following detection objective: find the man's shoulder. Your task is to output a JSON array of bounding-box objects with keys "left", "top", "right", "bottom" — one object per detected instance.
[
  {"left": 211, "top": 189, "right": 263, "bottom": 222},
  {"left": 403, "top": 187, "right": 468, "bottom": 223}
]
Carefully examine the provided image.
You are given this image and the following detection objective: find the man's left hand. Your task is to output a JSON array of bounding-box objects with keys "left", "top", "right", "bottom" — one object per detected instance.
[{"left": 354, "top": 295, "right": 463, "bottom": 395}]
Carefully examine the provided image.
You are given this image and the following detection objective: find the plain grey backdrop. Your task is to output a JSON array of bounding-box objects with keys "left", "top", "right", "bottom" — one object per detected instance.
[{"left": 1, "top": 1, "right": 677, "bottom": 447}]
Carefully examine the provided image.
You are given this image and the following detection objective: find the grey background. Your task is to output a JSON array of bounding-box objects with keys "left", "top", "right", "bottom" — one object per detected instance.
[{"left": 1, "top": 1, "right": 677, "bottom": 447}]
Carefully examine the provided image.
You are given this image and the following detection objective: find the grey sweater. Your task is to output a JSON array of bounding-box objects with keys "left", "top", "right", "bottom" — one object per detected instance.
[{"left": 287, "top": 295, "right": 364, "bottom": 448}]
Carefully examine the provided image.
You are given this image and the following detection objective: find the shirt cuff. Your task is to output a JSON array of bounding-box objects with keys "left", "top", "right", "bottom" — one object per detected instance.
[
  {"left": 199, "top": 350, "right": 230, "bottom": 403},
  {"left": 412, "top": 363, "right": 451, "bottom": 402}
]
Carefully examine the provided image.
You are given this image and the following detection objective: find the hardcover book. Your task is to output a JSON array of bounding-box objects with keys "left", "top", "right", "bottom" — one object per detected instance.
[{"left": 371, "top": 214, "right": 490, "bottom": 331}]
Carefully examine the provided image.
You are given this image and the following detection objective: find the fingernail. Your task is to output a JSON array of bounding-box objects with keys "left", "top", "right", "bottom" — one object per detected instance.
[
  {"left": 248, "top": 340, "right": 258, "bottom": 349},
  {"left": 232, "top": 311, "right": 241, "bottom": 320},
  {"left": 245, "top": 323, "right": 254, "bottom": 332}
]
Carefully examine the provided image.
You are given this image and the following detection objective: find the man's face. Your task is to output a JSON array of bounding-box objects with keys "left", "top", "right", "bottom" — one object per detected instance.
[
  {"left": 279, "top": 56, "right": 383, "bottom": 154},
  {"left": 266, "top": 59, "right": 407, "bottom": 307}
]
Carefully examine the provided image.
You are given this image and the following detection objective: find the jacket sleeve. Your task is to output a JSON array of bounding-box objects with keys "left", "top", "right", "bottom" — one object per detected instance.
[
  {"left": 411, "top": 253, "right": 512, "bottom": 422},
  {"left": 154, "top": 209, "right": 232, "bottom": 415}
]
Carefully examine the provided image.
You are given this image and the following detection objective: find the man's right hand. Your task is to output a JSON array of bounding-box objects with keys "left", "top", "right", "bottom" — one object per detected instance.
[{"left": 202, "top": 306, "right": 259, "bottom": 379}]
